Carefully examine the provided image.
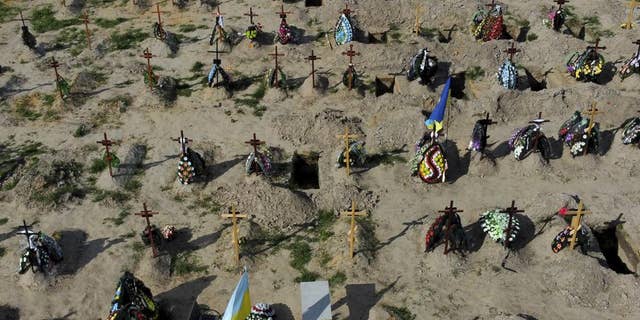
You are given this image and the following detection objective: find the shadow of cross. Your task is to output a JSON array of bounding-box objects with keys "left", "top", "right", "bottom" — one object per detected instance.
[{"left": 339, "top": 278, "right": 400, "bottom": 320}]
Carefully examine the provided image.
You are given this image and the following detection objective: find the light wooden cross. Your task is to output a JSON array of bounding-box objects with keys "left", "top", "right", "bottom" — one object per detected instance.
[
  {"left": 340, "top": 199, "right": 368, "bottom": 259},
  {"left": 221, "top": 206, "right": 248, "bottom": 266},
  {"left": 565, "top": 201, "right": 591, "bottom": 249},
  {"left": 412, "top": 5, "right": 424, "bottom": 34},
  {"left": 80, "top": 11, "right": 92, "bottom": 50},
  {"left": 583, "top": 103, "right": 601, "bottom": 155},
  {"left": 336, "top": 127, "right": 359, "bottom": 175},
  {"left": 621, "top": 0, "right": 639, "bottom": 29}
]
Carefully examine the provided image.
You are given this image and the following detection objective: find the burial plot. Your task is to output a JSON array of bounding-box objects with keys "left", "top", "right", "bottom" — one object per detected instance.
[
  {"left": 374, "top": 76, "right": 395, "bottom": 96},
  {"left": 290, "top": 152, "right": 319, "bottom": 189},
  {"left": 341, "top": 199, "right": 368, "bottom": 259},
  {"left": 305, "top": 0, "right": 322, "bottom": 7},
  {"left": 221, "top": 206, "right": 248, "bottom": 267}
]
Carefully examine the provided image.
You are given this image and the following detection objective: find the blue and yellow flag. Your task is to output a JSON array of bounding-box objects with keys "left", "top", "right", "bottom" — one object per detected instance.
[
  {"left": 424, "top": 77, "right": 451, "bottom": 134},
  {"left": 221, "top": 271, "right": 252, "bottom": 320}
]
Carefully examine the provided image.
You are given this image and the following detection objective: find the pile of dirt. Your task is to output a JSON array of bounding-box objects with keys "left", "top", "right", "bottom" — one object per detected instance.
[{"left": 274, "top": 109, "right": 364, "bottom": 149}]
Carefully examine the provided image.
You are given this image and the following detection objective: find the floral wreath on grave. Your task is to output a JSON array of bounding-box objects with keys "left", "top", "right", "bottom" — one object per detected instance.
[
  {"left": 558, "top": 111, "right": 600, "bottom": 157},
  {"left": 424, "top": 210, "right": 468, "bottom": 252},
  {"left": 407, "top": 47, "right": 438, "bottom": 84},
  {"left": 497, "top": 58, "right": 518, "bottom": 89},
  {"left": 177, "top": 152, "right": 196, "bottom": 184},
  {"left": 266, "top": 67, "right": 287, "bottom": 88},
  {"left": 479, "top": 209, "right": 520, "bottom": 245},
  {"left": 621, "top": 116, "right": 640, "bottom": 146},
  {"left": 245, "top": 24, "right": 262, "bottom": 42},
  {"left": 335, "top": 13, "right": 354, "bottom": 45},
  {"left": 551, "top": 224, "right": 589, "bottom": 253},
  {"left": 566, "top": 48, "right": 604, "bottom": 81},
  {"left": 508, "top": 124, "right": 552, "bottom": 161},
  {"left": 543, "top": 6, "right": 566, "bottom": 31},
  {"left": 245, "top": 145, "right": 272, "bottom": 175},
  {"left": 276, "top": 18, "right": 293, "bottom": 45},
  {"left": 18, "top": 230, "right": 63, "bottom": 274},
  {"left": 471, "top": 5, "right": 504, "bottom": 41},
  {"left": 336, "top": 140, "right": 366, "bottom": 168},
  {"left": 107, "top": 271, "right": 159, "bottom": 320},
  {"left": 410, "top": 135, "right": 448, "bottom": 184},
  {"left": 619, "top": 49, "right": 640, "bottom": 80},
  {"left": 104, "top": 151, "right": 120, "bottom": 168},
  {"left": 153, "top": 22, "right": 167, "bottom": 41},
  {"left": 246, "top": 303, "right": 276, "bottom": 320},
  {"left": 141, "top": 224, "right": 163, "bottom": 247},
  {"left": 161, "top": 225, "right": 176, "bottom": 241}
]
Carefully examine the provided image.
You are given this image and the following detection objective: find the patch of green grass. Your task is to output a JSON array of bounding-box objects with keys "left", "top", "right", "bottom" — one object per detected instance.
[
  {"left": 294, "top": 269, "right": 319, "bottom": 283},
  {"left": 95, "top": 17, "right": 128, "bottom": 28},
  {"left": 233, "top": 80, "right": 268, "bottom": 116},
  {"left": 368, "top": 151, "right": 406, "bottom": 165},
  {"left": 124, "top": 179, "right": 142, "bottom": 193},
  {"left": 583, "top": 16, "right": 600, "bottom": 26},
  {"left": 0, "top": 218, "right": 8, "bottom": 225},
  {"left": 89, "top": 158, "right": 107, "bottom": 174},
  {"left": 329, "top": 271, "right": 347, "bottom": 287},
  {"left": 465, "top": 66, "right": 485, "bottom": 80},
  {"left": 32, "top": 6, "right": 82, "bottom": 33},
  {"left": 390, "top": 32, "right": 402, "bottom": 40},
  {"left": 171, "top": 252, "right": 208, "bottom": 275},
  {"left": 0, "top": 3, "right": 20, "bottom": 23},
  {"left": 55, "top": 27, "right": 86, "bottom": 56},
  {"left": 358, "top": 217, "right": 380, "bottom": 262},
  {"left": 104, "top": 208, "right": 130, "bottom": 226},
  {"left": 31, "top": 184, "right": 86, "bottom": 206},
  {"left": 318, "top": 250, "right": 331, "bottom": 268},
  {"left": 383, "top": 305, "right": 416, "bottom": 320},
  {"left": 289, "top": 240, "right": 312, "bottom": 270},
  {"left": 42, "top": 94, "right": 55, "bottom": 106},
  {"left": 109, "top": 29, "right": 148, "bottom": 51},
  {"left": 92, "top": 189, "right": 130, "bottom": 204},
  {"left": 15, "top": 98, "right": 42, "bottom": 121},
  {"left": 188, "top": 195, "right": 222, "bottom": 216},
  {"left": 176, "top": 81, "right": 194, "bottom": 97},
  {"left": 0, "top": 246, "right": 5, "bottom": 258},
  {"left": 526, "top": 33, "right": 538, "bottom": 41},
  {"left": 178, "top": 24, "right": 198, "bottom": 33},
  {"left": 73, "top": 124, "right": 90, "bottom": 137},
  {"left": 315, "top": 209, "right": 336, "bottom": 241}
]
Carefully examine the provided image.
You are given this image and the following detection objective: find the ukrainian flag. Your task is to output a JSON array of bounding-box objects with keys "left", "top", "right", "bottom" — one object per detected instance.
[
  {"left": 221, "top": 271, "right": 252, "bottom": 320},
  {"left": 424, "top": 77, "right": 451, "bottom": 134}
]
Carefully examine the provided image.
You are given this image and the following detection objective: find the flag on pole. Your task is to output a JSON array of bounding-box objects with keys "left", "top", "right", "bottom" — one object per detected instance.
[
  {"left": 221, "top": 271, "right": 252, "bottom": 320},
  {"left": 425, "top": 77, "right": 451, "bottom": 134}
]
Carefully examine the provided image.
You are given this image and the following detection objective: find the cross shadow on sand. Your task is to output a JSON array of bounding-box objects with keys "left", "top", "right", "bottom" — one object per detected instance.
[
  {"left": 331, "top": 277, "right": 399, "bottom": 320},
  {"left": 204, "top": 156, "right": 244, "bottom": 183},
  {"left": 443, "top": 141, "right": 470, "bottom": 183},
  {"left": 0, "top": 304, "right": 20, "bottom": 320},
  {"left": 355, "top": 214, "right": 428, "bottom": 256},
  {"left": 272, "top": 303, "right": 295, "bottom": 320},
  {"left": 57, "top": 229, "right": 125, "bottom": 275},
  {"left": 156, "top": 275, "right": 216, "bottom": 320},
  {"left": 161, "top": 224, "right": 231, "bottom": 256}
]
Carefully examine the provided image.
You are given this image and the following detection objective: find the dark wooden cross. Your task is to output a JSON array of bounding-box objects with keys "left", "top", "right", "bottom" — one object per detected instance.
[
  {"left": 305, "top": 50, "right": 320, "bottom": 88},
  {"left": 18, "top": 220, "right": 36, "bottom": 244},
  {"left": 140, "top": 48, "right": 157, "bottom": 90},
  {"left": 633, "top": 39, "right": 640, "bottom": 55},
  {"left": 342, "top": 44, "right": 360, "bottom": 90},
  {"left": 96, "top": 132, "right": 115, "bottom": 177},
  {"left": 276, "top": 4, "right": 292, "bottom": 19},
  {"left": 500, "top": 200, "right": 525, "bottom": 248},
  {"left": 340, "top": 3, "right": 352, "bottom": 16},
  {"left": 587, "top": 39, "right": 606, "bottom": 54},
  {"left": 171, "top": 130, "right": 192, "bottom": 155},
  {"left": 244, "top": 7, "right": 259, "bottom": 25},
  {"left": 49, "top": 57, "right": 64, "bottom": 99},
  {"left": 529, "top": 112, "right": 550, "bottom": 125},
  {"left": 14, "top": 10, "right": 30, "bottom": 28},
  {"left": 136, "top": 203, "right": 159, "bottom": 257},
  {"left": 268, "top": 45, "right": 285, "bottom": 88},
  {"left": 207, "top": 41, "right": 226, "bottom": 86},
  {"left": 555, "top": 0, "right": 569, "bottom": 9},
  {"left": 152, "top": 3, "right": 169, "bottom": 39},
  {"left": 443, "top": 24, "right": 458, "bottom": 42},
  {"left": 245, "top": 133, "right": 265, "bottom": 174},
  {"left": 440, "top": 200, "right": 464, "bottom": 254},
  {"left": 503, "top": 42, "right": 521, "bottom": 61},
  {"left": 80, "top": 11, "right": 92, "bottom": 50},
  {"left": 485, "top": 0, "right": 498, "bottom": 9}
]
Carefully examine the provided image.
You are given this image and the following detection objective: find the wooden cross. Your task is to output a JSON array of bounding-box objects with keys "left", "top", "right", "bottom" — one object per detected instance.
[
  {"left": 340, "top": 199, "right": 368, "bottom": 259},
  {"left": 79, "top": 11, "right": 92, "bottom": 50},
  {"left": 633, "top": 39, "right": 640, "bottom": 55},
  {"left": 342, "top": 44, "right": 360, "bottom": 90},
  {"left": 140, "top": 48, "right": 157, "bottom": 90},
  {"left": 268, "top": 45, "right": 285, "bottom": 88},
  {"left": 13, "top": 10, "right": 30, "bottom": 28},
  {"left": 221, "top": 206, "right": 248, "bottom": 266},
  {"left": 336, "top": 127, "right": 359, "bottom": 176},
  {"left": 276, "top": 4, "right": 292, "bottom": 19},
  {"left": 440, "top": 201, "right": 464, "bottom": 254},
  {"left": 485, "top": 0, "right": 498, "bottom": 10},
  {"left": 305, "top": 50, "right": 320, "bottom": 88},
  {"left": 136, "top": 203, "right": 159, "bottom": 257},
  {"left": 97, "top": 132, "right": 115, "bottom": 177},
  {"left": 555, "top": 0, "right": 569, "bottom": 9},
  {"left": 621, "top": 0, "right": 639, "bottom": 29},
  {"left": 442, "top": 24, "right": 458, "bottom": 42},
  {"left": 244, "top": 7, "right": 259, "bottom": 25},
  {"left": 565, "top": 201, "right": 591, "bottom": 249},
  {"left": 412, "top": 5, "right": 424, "bottom": 34},
  {"left": 49, "top": 57, "right": 65, "bottom": 99},
  {"left": 245, "top": 133, "right": 265, "bottom": 174},
  {"left": 171, "top": 130, "right": 192, "bottom": 155},
  {"left": 499, "top": 200, "right": 525, "bottom": 248},
  {"left": 479, "top": 112, "right": 497, "bottom": 126},
  {"left": 587, "top": 39, "right": 606, "bottom": 54},
  {"left": 529, "top": 112, "right": 550, "bottom": 125},
  {"left": 18, "top": 220, "right": 36, "bottom": 244},
  {"left": 207, "top": 40, "right": 226, "bottom": 86},
  {"left": 583, "top": 103, "right": 601, "bottom": 155},
  {"left": 340, "top": 3, "right": 353, "bottom": 16},
  {"left": 503, "top": 42, "right": 520, "bottom": 61},
  {"left": 152, "top": 3, "right": 169, "bottom": 39}
]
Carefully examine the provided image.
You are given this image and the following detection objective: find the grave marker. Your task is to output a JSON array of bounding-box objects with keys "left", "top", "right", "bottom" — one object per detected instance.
[
  {"left": 268, "top": 45, "right": 285, "bottom": 88},
  {"left": 80, "top": 11, "right": 92, "bottom": 50},
  {"left": 587, "top": 38, "right": 606, "bottom": 55},
  {"left": 96, "top": 132, "right": 115, "bottom": 177},
  {"left": 341, "top": 44, "right": 360, "bottom": 90},
  {"left": 207, "top": 40, "right": 226, "bottom": 87},
  {"left": 565, "top": 201, "right": 591, "bottom": 249},
  {"left": 49, "top": 57, "right": 65, "bottom": 100},
  {"left": 171, "top": 130, "right": 192, "bottom": 155},
  {"left": 499, "top": 200, "right": 524, "bottom": 248},
  {"left": 152, "top": 3, "right": 169, "bottom": 40},
  {"left": 136, "top": 202, "right": 159, "bottom": 257},
  {"left": 336, "top": 127, "right": 359, "bottom": 176},
  {"left": 140, "top": 48, "right": 157, "bottom": 90},
  {"left": 583, "top": 103, "right": 601, "bottom": 155},
  {"left": 340, "top": 199, "right": 368, "bottom": 259},
  {"left": 244, "top": 7, "right": 259, "bottom": 25},
  {"left": 440, "top": 201, "right": 463, "bottom": 254},
  {"left": 412, "top": 5, "right": 424, "bottom": 34},
  {"left": 503, "top": 42, "right": 521, "bottom": 62},
  {"left": 245, "top": 133, "right": 265, "bottom": 174},
  {"left": 305, "top": 50, "right": 320, "bottom": 88},
  {"left": 221, "top": 206, "right": 248, "bottom": 266}
]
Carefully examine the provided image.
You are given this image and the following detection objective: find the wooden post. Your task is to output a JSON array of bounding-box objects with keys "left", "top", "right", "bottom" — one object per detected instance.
[
  {"left": 97, "top": 132, "right": 115, "bottom": 177},
  {"left": 49, "top": 57, "right": 64, "bottom": 100},
  {"left": 140, "top": 48, "right": 157, "bottom": 90},
  {"left": 80, "top": 11, "right": 91, "bottom": 50},
  {"left": 582, "top": 103, "right": 601, "bottom": 155},
  {"left": 587, "top": 39, "right": 607, "bottom": 55},
  {"left": 221, "top": 206, "right": 248, "bottom": 266},
  {"left": 499, "top": 200, "right": 525, "bottom": 248},
  {"left": 336, "top": 128, "right": 359, "bottom": 176},
  {"left": 476, "top": 113, "right": 497, "bottom": 156},
  {"left": 136, "top": 203, "right": 159, "bottom": 257},
  {"left": 621, "top": 0, "right": 639, "bottom": 29},
  {"left": 18, "top": 220, "right": 35, "bottom": 243},
  {"left": 268, "top": 45, "right": 285, "bottom": 88},
  {"left": 340, "top": 199, "right": 368, "bottom": 259},
  {"left": 564, "top": 201, "right": 592, "bottom": 249},
  {"left": 412, "top": 5, "right": 424, "bottom": 34},
  {"left": 207, "top": 40, "right": 226, "bottom": 86},
  {"left": 555, "top": 0, "right": 569, "bottom": 9},
  {"left": 634, "top": 39, "right": 640, "bottom": 55},
  {"left": 503, "top": 42, "right": 521, "bottom": 62},
  {"left": 276, "top": 4, "right": 292, "bottom": 19},
  {"left": 341, "top": 44, "right": 360, "bottom": 90},
  {"left": 439, "top": 201, "right": 463, "bottom": 254},
  {"left": 245, "top": 133, "right": 265, "bottom": 174},
  {"left": 152, "top": 3, "right": 169, "bottom": 40},
  {"left": 244, "top": 7, "right": 259, "bottom": 25},
  {"left": 340, "top": 3, "right": 352, "bottom": 16},
  {"left": 305, "top": 50, "right": 320, "bottom": 88},
  {"left": 13, "top": 10, "right": 30, "bottom": 28},
  {"left": 171, "top": 130, "right": 192, "bottom": 155}
]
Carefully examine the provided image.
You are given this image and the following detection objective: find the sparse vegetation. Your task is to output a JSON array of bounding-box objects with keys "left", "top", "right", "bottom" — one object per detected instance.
[
  {"left": 0, "top": 218, "right": 8, "bottom": 225},
  {"left": 92, "top": 189, "right": 130, "bottom": 204},
  {"left": 0, "top": 246, "right": 5, "bottom": 258},
  {"left": 109, "top": 29, "right": 148, "bottom": 50},
  {"left": 190, "top": 61, "right": 205, "bottom": 73},
  {"left": 234, "top": 80, "right": 268, "bottom": 116},
  {"left": 95, "top": 17, "right": 128, "bottom": 28},
  {"left": 289, "top": 240, "right": 312, "bottom": 270},
  {"left": 383, "top": 305, "right": 416, "bottom": 320},
  {"left": 465, "top": 66, "right": 485, "bottom": 80},
  {"left": 358, "top": 217, "right": 380, "bottom": 261},
  {"left": 124, "top": 179, "right": 142, "bottom": 193},
  {"left": 73, "top": 124, "right": 90, "bottom": 137},
  {"left": 55, "top": 27, "right": 86, "bottom": 56},
  {"left": 0, "top": 3, "right": 20, "bottom": 23},
  {"left": 171, "top": 252, "right": 208, "bottom": 275},
  {"left": 314, "top": 209, "right": 336, "bottom": 241},
  {"left": 89, "top": 158, "right": 107, "bottom": 174},
  {"left": 527, "top": 33, "right": 538, "bottom": 41},
  {"left": 329, "top": 271, "right": 347, "bottom": 287},
  {"left": 178, "top": 24, "right": 198, "bottom": 33},
  {"left": 31, "top": 6, "right": 82, "bottom": 33},
  {"left": 104, "top": 208, "right": 130, "bottom": 226}
]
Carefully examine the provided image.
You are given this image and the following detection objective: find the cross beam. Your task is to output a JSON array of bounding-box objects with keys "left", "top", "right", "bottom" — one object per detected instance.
[
  {"left": 136, "top": 203, "right": 159, "bottom": 257},
  {"left": 529, "top": 112, "right": 550, "bottom": 125},
  {"left": 587, "top": 39, "right": 606, "bottom": 54},
  {"left": 140, "top": 48, "right": 157, "bottom": 90},
  {"left": 336, "top": 128, "right": 360, "bottom": 176},
  {"left": 499, "top": 200, "right": 524, "bottom": 248},
  {"left": 439, "top": 201, "right": 464, "bottom": 254},
  {"left": 221, "top": 206, "right": 248, "bottom": 266},
  {"left": 503, "top": 42, "right": 520, "bottom": 61},
  {"left": 479, "top": 112, "right": 498, "bottom": 126},
  {"left": 341, "top": 199, "right": 368, "bottom": 259},
  {"left": 305, "top": 50, "right": 320, "bottom": 88},
  {"left": 18, "top": 220, "right": 36, "bottom": 243},
  {"left": 565, "top": 201, "right": 591, "bottom": 249},
  {"left": 268, "top": 45, "right": 285, "bottom": 87},
  {"left": 97, "top": 132, "right": 115, "bottom": 177},
  {"left": 341, "top": 44, "right": 360, "bottom": 64},
  {"left": 171, "top": 130, "right": 192, "bottom": 155},
  {"left": 485, "top": 0, "right": 498, "bottom": 9},
  {"left": 276, "top": 4, "right": 292, "bottom": 19},
  {"left": 207, "top": 41, "right": 226, "bottom": 85},
  {"left": 555, "top": 0, "right": 569, "bottom": 9},
  {"left": 340, "top": 3, "right": 353, "bottom": 16},
  {"left": 80, "top": 11, "right": 92, "bottom": 50},
  {"left": 49, "top": 57, "right": 64, "bottom": 99},
  {"left": 244, "top": 7, "right": 259, "bottom": 25}
]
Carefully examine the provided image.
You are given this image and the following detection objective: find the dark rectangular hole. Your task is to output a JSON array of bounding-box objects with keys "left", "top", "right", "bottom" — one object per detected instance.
[
  {"left": 592, "top": 226, "right": 633, "bottom": 274},
  {"left": 375, "top": 77, "right": 395, "bottom": 97},
  {"left": 305, "top": 0, "right": 322, "bottom": 7},
  {"left": 290, "top": 152, "right": 319, "bottom": 189},
  {"left": 368, "top": 32, "right": 387, "bottom": 43}
]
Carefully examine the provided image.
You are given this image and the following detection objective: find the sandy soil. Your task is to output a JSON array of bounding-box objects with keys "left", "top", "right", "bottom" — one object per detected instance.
[{"left": 1, "top": 1, "right": 640, "bottom": 319}]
